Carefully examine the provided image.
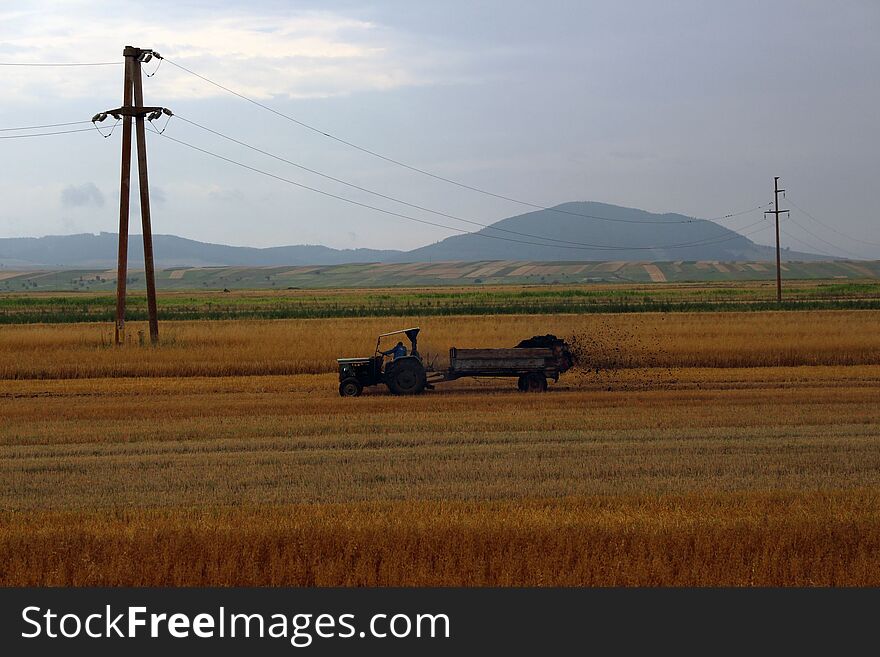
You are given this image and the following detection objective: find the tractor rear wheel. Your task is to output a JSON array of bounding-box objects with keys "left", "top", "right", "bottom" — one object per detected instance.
[
  {"left": 387, "top": 359, "right": 427, "bottom": 395},
  {"left": 519, "top": 372, "right": 548, "bottom": 392},
  {"left": 339, "top": 377, "right": 363, "bottom": 397}
]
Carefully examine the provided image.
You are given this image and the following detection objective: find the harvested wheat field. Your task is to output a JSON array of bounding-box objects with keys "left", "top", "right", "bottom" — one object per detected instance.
[
  {"left": 1, "top": 310, "right": 880, "bottom": 585},
  {"left": 2, "top": 310, "right": 879, "bottom": 379}
]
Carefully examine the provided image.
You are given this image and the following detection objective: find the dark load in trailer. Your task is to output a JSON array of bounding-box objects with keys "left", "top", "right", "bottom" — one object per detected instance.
[{"left": 337, "top": 328, "right": 574, "bottom": 396}]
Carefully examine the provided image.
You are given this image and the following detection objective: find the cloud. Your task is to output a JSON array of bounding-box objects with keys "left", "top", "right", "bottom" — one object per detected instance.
[
  {"left": 60, "top": 183, "right": 104, "bottom": 208},
  {"left": 0, "top": 2, "right": 464, "bottom": 103}
]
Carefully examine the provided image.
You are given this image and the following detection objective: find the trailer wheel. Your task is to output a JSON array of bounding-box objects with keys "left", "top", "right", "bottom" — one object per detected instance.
[
  {"left": 339, "top": 378, "right": 363, "bottom": 397},
  {"left": 519, "top": 372, "right": 548, "bottom": 392},
  {"left": 387, "top": 359, "right": 426, "bottom": 395}
]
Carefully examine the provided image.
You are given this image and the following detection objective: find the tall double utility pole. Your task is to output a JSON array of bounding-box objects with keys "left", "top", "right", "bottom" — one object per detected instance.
[
  {"left": 93, "top": 46, "right": 171, "bottom": 345},
  {"left": 765, "top": 176, "right": 789, "bottom": 303}
]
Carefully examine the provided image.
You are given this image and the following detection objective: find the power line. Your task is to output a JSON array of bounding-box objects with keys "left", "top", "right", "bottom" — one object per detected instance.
[
  {"left": 161, "top": 56, "right": 766, "bottom": 227},
  {"left": 786, "top": 217, "right": 864, "bottom": 259},
  {"left": 0, "top": 61, "right": 120, "bottom": 67},
  {"left": 687, "top": 219, "right": 770, "bottom": 245},
  {"left": 0, "top": 56, "right": 772, "bottom": 255},
  {"left": 171, "top": 114, "right": 766, "bottom": 249},
  {"left": 746, "top": 220, "right": 773, "bottom": 239},
  {"left": 151, "top": 130, "right": 634, "bottom": 251},
  {"left": 780, "top": 228, "right": 838, "bottom": 260},
  {"left": 0, "top": 126, "right": 112, "bottom": 139},
  {"left": 0, "top": 120, "right": 95, "bottom": 132},
  {"left": 694, "top": 218, "right": 767, "bottom": 245},
  {"left": 787, "top": 197, "right": 880, "bottom": 249},
  {"left": 152, "top": 128, "right": 765, "bottom": 253},
  {"left": 706, "top": 203, "right": 773, "bottom": 223}
]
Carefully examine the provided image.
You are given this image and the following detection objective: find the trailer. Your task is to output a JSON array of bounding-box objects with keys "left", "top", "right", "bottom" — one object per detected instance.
[
  {"left": 337, "top": 328, "right": 573, "bottom": 396},
  {"left": 434, "top": 345, "right": 569, "bottom": 392}
]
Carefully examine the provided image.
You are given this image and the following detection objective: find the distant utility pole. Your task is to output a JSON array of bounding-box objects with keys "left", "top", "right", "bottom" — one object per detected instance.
[
  {"left": 93, "top": 46, "right": 172, "bottom": 345},
  {"left": 765, "top": 176, "right": 790, "bottom": 303}
]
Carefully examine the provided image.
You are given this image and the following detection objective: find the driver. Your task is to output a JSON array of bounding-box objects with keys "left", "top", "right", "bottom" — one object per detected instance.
[{"left": 381, "top": 341, "right": 408, "bottom": 360}]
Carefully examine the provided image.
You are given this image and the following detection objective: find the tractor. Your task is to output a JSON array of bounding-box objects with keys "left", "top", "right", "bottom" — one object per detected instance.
[
  {"left": 337, "top": 327, "right": 427, "bottom": 397},
  {"left": 337, "top": 327, "right": 575, "bottom": 397}
]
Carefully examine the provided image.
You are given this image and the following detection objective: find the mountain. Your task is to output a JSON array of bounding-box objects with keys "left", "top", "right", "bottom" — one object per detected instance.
[
  {"left": 396, "top": 202, "right": 806, "bottom": 262},
  {"left": 0, "top": 232, "right": 402, "bottom": 268},
  {"left": 0, "top": 202, "right": 823, "bottom": 268}
]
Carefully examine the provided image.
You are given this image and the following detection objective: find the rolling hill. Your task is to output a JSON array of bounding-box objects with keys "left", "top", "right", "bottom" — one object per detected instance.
[
  {"left": 0, "top": 232, "right": 399, "bottom": 269},
  {"left": 3, "top": 260, "right": 878, "bottom": 293},
  {"left": 0, "top": 201, "right": 822, "bottom": 269}
]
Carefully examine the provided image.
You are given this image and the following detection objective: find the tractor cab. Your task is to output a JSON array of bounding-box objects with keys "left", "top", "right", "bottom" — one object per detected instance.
[
  {"left": 375, "top": 327, "right": 421, "bottom": 361},
  {"left": 337, "top": 327, "right": 427, "bottom": 397}
]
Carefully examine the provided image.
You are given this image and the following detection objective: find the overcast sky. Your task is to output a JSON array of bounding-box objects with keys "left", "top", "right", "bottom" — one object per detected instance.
[{"left": 1, "top": 0, "right": 878, "bottom": 257}]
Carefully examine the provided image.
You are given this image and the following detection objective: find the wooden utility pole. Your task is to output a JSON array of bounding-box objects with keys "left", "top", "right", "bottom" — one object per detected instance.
[
  {"left": 94, "top": 46, "right": 171, "bottom": 345},
  {"left": 765, "top": 176, "right": 790, "bottom": 303},
  {"left": 114, "top": 52, "right": 134, "bottom": 345},
  {"left": 131, "top": 51, "right": 160, "bottom": 343}
]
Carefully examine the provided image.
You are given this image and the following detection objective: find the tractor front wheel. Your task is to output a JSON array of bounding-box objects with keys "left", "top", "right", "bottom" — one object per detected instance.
[{"left": 339, "top": 378, "right": 363, "bottom": 397}]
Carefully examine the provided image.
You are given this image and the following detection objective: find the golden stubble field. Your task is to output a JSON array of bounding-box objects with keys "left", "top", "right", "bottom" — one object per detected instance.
[
  {"left": 2, "top": 310, "right": 880, "bottom": 585},
  {"left": 2, "top": 310, "right": 880, "bottom": 379}
]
